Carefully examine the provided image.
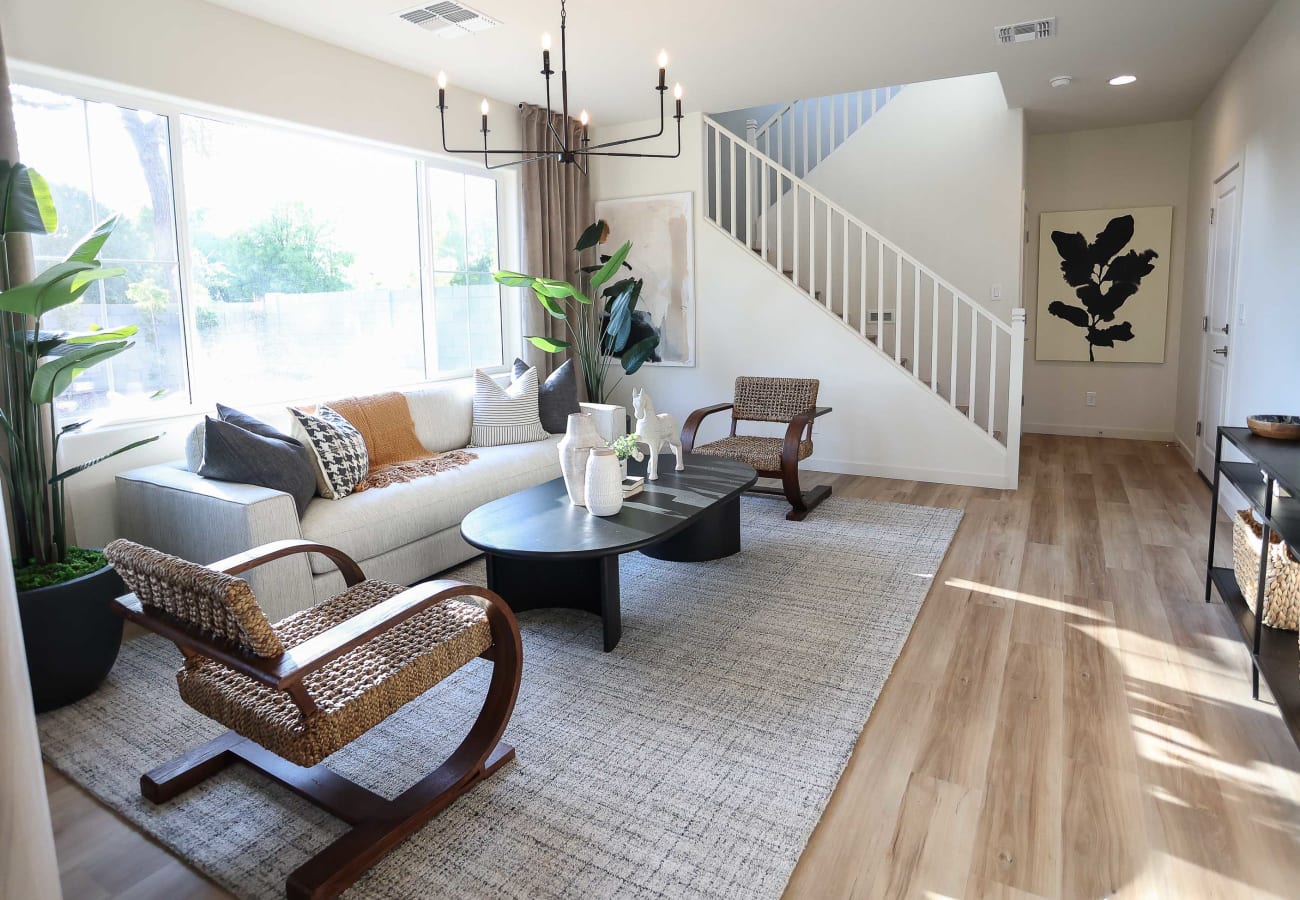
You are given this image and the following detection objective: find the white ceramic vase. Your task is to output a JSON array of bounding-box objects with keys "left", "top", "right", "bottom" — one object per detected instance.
[
  {"left": 558, "top": 412, "right": 604, "bottom": 506},
  {"left": 584, "top": 448, "right": 624, "bottom": 516}
]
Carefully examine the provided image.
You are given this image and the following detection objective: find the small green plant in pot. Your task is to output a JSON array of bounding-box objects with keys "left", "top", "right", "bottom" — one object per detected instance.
[
  {"left": 1, "top": 160, "right": 159, "bottom": 711},
  {"left": 493, "top": 220, "right": 660, "bottom": 404}
]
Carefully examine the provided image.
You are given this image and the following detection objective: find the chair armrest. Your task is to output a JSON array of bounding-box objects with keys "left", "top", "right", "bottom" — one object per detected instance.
[
  {"left": 782, "top": 412, "right": 815, "bottom": 462},
  {"left": 681, "top": 403, "right": 734, "bottom": 453},
  {"left": 208, "top": 540, "right": 365, "bottom": 587},
  {"left": 272, "top": 580, "right": 498, "bottom": 686},
  {"left": 813, "top": 405, "right": 833, "bottom": 418}
]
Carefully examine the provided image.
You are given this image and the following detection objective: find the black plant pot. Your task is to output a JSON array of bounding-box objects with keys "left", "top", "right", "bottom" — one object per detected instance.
[{"left": 18, "top": 561, "right": 125, "bottom": 713}]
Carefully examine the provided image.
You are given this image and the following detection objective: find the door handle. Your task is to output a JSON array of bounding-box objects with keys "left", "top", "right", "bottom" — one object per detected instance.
[{"left": 1213, "top": 347, "right": 1228, "bottom": 356}]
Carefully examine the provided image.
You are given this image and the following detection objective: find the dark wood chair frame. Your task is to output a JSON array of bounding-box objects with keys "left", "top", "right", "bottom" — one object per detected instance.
[
  {"left": 681, "top": 404, "right": 833, "bottom": 521},
  {"left": 111, "top": 539, "right": 523, "bottom": 900}
]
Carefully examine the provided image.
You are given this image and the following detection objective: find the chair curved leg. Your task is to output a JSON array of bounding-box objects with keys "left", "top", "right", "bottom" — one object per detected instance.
[
  {"left": 286, "top": 590, "right": 522, "bottom": 900},
  {"left": 778, "top": 456, "right": 831, "bottom": 523}
]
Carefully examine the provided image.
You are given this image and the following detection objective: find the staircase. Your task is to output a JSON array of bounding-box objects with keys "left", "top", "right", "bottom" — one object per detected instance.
[{"left": 703, "top": 104, "right": 1024, "bottom": 470}]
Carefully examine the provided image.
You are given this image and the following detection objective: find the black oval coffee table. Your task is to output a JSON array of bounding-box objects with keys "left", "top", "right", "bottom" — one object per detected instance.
[{"left": 460, "top": 453, "right": 757, "bottom": 652}]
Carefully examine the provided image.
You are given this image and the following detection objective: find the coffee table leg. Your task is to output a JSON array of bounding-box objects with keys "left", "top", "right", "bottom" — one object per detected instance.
[
  {"left": 483, "top": 552, "right": 623, "bottom": 652},
  {"left": 640, "top": 495, "right": 742, "bottom": 562}
]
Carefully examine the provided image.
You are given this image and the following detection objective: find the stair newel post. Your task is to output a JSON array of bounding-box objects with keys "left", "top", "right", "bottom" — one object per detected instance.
[{"left": 1005, "top": 308, "right": 1026, "bottom": 488}]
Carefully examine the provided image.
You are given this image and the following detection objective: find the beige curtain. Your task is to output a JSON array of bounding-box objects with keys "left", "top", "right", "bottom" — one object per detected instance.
[{"left": 518, "top": 103, "right": 593, "bottom": 380}]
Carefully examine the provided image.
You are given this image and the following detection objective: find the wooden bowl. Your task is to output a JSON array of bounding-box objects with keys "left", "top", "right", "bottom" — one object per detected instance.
[{"left": 1247, "top": 415, "right": 1300, "bottom": 440}]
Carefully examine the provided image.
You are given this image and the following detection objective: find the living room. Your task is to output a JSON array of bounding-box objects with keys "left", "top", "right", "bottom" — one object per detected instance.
[{"left": 3, "top": 1, "right": 1299, "bottom": 898}]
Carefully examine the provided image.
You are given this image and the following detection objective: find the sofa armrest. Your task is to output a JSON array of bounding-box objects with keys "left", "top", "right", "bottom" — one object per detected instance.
[{"left": 115, "top": 464, "right": 316, "bottom": 620}]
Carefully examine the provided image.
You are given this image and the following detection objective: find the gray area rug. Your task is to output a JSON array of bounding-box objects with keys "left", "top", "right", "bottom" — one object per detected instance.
[{"left": 39, "top": 495, "right": 961, "bottom": 899}]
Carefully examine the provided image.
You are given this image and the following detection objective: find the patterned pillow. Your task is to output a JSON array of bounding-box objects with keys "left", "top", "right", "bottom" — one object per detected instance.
[
  {"left": 288, "top": 405, "right": 369, "bottom": 500},
  {"left": 470, "top": 368, "right": 550, "bottom": 447}
]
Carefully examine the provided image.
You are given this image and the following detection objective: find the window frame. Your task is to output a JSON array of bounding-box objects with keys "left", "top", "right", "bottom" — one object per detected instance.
[{"left": 10, "top": 62, "right": 521, "bottom": 428}]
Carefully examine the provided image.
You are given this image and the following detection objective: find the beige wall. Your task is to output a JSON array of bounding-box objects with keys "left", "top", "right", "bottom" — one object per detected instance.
[
  {"left": 1176, "top": 0, "right": 1300, "bottom": 454},
  {"left": 1, "top": 0, "right": 519, "bottom": 156},
  {"left": 1024, "top": 121, "right": 1193, "bottom": 440}
]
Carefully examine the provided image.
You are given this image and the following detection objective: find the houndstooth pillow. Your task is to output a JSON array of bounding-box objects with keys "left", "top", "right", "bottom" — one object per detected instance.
[{"left": 288, "top": 405, "right": 369, "bottom": 500}]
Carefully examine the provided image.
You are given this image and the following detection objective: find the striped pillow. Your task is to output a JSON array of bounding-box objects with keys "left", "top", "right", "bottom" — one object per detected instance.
[{"left": 470, "top": 368, "right": 550, "bottom": 447}]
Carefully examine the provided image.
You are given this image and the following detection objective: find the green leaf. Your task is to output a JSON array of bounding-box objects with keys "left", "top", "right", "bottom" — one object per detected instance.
[
  {"left": 0, "top": 261, "right": 123, "bottom": 319},
  {"left": 65, "top": 216, "right": 120, "bottom": 263},
  {"left": 619, "top": 334, "right": 659, "bottom": 374},
  {"left": 574, "top": 220, "right": 609, "bottom": 253},
  {"left": 64, "top": 325, "right": 139, "bottom": 344},
  {"left": 605, "top": 282, "right": 637, "bottom": 352},
  {"left": 0, "top": 162, "right": 57, "bottom": 236},
  {"left": 533, "top": 279, "right": 576, "bottom": 299},
  {"left": 30, "top": 340, "right": 131, "bottom": 405},
  {"left": 493, "top": 270, "right": 536, "bottom": 288},
  {"left": 51, "top": 434, "right": 160, "bottom": 483},
  {"left": 532, "top": 289, "right": 567, "bottom": 319},
  {"left": 524, "top": 335, "right": 570, "bottom": 353},
  {"left": 590, "top": 241, "right": 631, "bottom": 289}
]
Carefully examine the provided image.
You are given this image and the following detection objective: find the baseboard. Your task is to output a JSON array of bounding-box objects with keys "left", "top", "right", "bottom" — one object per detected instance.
[
  {"left": 1023, "top": 422, "right": 1177, "bottom": 442},
  {"left": 801, "top": 458, "right": 1010, "bottom": 490},
  {"left": 1175, "top": 436, "right": 1196, "bottom": 467}
]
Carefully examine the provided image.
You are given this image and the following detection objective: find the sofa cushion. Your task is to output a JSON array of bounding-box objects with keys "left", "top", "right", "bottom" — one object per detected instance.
[
  {"left": 197, "top": 414, "right": 317, "bottom": 516},
  {"left": 405, "top": 381, "right": 474, "bottom": 453},
  {"left": 513, "top": 357, "right": 580, "bottom": 434},
  {"left": 469, "top": 368, "right": 549, "bottom": 447},
  {"left": 298, "top": 436, "right": 561, "bottom": 574},
  {"left": 288, "top": 406, "right": 369, "bottom": 500}
]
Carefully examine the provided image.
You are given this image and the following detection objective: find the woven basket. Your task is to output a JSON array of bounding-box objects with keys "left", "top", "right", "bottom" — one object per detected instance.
[{"left": 1232, "top": 509, "right": 1300, "bottom": 630}]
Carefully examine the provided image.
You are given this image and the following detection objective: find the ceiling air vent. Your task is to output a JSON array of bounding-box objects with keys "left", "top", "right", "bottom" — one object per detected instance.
[
  {"left": 397, "top": 2, "right": 501, "bottom": 39},
  {"left": 995, "top": 17, "right": 1056, "bottom": 44}
]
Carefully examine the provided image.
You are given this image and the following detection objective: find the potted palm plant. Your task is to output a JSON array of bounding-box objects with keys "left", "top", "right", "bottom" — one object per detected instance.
[
  {"left": 1, "top": 160, "right": 159, "bottom": 711},
  {"left": 493, "top": 220, "right": 659, "bottom": 404}
]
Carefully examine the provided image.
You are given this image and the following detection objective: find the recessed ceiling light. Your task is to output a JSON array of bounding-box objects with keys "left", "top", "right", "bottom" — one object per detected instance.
[{"left": 1109, "top": 74, "right": 1138, "bottom": 86}]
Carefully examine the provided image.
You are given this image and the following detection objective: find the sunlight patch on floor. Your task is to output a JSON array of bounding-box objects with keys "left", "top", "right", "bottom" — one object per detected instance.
[{"left": 945, "top": 577, "right": 1106, "bottom": 620}]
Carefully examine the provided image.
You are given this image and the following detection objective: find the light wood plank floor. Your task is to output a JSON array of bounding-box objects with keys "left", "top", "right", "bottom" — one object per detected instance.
[{"left": 43, "top": 435, "right": 1300, "bottom": 898}]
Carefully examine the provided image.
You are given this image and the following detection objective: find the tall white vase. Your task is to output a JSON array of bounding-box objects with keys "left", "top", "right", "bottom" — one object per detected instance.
[
  {"left": 584, "top": 448, "right": 624, "bottom": 516},
  {"left": 558, "top": 412, "right": 604, "bottom": 506}
]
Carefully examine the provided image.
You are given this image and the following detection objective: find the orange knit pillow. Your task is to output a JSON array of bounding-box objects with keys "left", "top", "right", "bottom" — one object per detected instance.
[{"left": 324, "top": 392, "right": 428, "bottom": 469}]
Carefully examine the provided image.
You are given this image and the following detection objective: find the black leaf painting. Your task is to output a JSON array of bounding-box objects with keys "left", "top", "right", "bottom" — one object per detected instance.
[{"left": 1046, "top": 214, "right": 1158, "bottom": 362}]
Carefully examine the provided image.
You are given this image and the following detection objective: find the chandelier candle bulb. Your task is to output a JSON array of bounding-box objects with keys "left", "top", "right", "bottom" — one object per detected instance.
[
  {"left": 658, "top": 50, "right": 668, "bottom": 90},
  {"left": 480, "top": 99, "right": 489, "bottom": 134},
  {"left": 674, "top": 83, "right": 683, "bottom": 118},
  {"left": 437, "top": 71, "right": 447, "bottom": 109},
  {"left": 541, "top": 32, "right": 552, "bottom": 73}
]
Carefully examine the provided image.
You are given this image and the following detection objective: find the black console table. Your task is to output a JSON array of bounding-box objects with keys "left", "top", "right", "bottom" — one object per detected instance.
[{"left": 1204, "top": 426, "right": 1300, "bottom": 747}]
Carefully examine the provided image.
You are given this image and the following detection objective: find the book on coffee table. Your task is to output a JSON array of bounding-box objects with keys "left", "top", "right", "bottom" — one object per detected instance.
[{"left": 621, "top": 476, "right": 644, "bottom": 498}]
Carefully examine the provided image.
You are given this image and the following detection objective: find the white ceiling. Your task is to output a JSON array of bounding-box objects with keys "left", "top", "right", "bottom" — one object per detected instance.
[{"left": 203, "top": 0, "right": 1274, "bottom": 132}]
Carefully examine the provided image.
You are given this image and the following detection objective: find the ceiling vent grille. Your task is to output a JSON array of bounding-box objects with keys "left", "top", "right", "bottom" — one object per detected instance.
[
  {"left": 397, "top": 2, "right": 500, "bottom": 39},
  {"left": 995, "top": 17, "right": 1056, "bottom": 44}
]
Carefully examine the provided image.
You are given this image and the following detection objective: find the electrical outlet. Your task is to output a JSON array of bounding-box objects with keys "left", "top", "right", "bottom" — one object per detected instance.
[{"left": 1085, "top": 391, "right": 1097, "bottom": 407}]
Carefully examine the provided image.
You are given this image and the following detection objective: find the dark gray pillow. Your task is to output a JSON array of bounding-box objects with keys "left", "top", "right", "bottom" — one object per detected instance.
[
  {"left": 197, "top": 410, "right": 317, "bottom": 516},
  {"left": 513, "top": 357, "right": 580, "bottom": 434}
]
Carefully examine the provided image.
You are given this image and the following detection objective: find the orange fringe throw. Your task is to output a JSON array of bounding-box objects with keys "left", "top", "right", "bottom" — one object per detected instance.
[{"left": 354, "top": 450, "right": 478, "bottom": 492}]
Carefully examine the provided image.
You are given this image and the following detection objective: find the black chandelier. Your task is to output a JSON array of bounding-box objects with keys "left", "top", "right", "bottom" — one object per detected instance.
[{"left": 436, "top": 0, "right": 683, "bottom": 172}]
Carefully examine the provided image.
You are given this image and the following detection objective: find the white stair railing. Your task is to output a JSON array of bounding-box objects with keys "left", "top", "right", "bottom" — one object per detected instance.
[
  {"left": 704, "top": 114, "right": 1024, "bottom": 462},
  {"left": 751, "top": 85, "right": 904, "bottom": 179}
]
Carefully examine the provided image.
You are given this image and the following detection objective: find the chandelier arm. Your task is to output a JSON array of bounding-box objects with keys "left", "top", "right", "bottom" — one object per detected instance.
[
  {"left": 440, "top": 108, "right": 548, "bottom": 155},
  {"left": 580, "top": 89, "right": 668, "bottom": 152},
  {"left": 576, "top": 112, "right": 681, "bottom": 159},
  {"left": 483, "top": 152, "right": 561, "bottom": 171},
  {"left": 543, "top": 69, "right": 566, "bottom": 151}
]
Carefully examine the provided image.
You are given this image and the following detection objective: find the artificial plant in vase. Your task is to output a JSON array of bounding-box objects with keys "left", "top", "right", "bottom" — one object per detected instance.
[
  {"left": 1, "top": 160, "right": 160, "bottom": 710},
  {"left": 493, "top": 220, "right": 659, "bottom": 404}
]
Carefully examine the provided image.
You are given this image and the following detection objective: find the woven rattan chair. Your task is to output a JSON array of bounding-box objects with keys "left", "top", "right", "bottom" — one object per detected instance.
[
  {"left": 681, "top": 376, "right": 832, "bottom": 521},
  {"left": 104, "top": 538, "right": 522, "bottom": 900}
]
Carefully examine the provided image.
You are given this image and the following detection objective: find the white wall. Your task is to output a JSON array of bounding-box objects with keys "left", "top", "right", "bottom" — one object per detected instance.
[
  {"left": 1, "top": 0, "right": 524, "bottom": 547},
  {"left": 1023, "top": 121, "right": 1193, "bottom": 441},
  {"left": 590, "top": 114, "right": 1008, "bottom": 488},
  {"left": 799, "top": 73, "right": 1025, "bottom": 320},
  {"left": 1176, "top": 0, "right": 1300, "bottom": 455},
  {"left": 1, "top": 0, "right": 519, "bottom": 156}
]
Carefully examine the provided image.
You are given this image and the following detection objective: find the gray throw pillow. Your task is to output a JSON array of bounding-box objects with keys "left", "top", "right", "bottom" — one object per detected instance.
[
  {"left": 197, "top": 410, "right": 317, "bottom": 516},
  {"left": 513, "top": 357, "right": 580, "bottom": 434}
]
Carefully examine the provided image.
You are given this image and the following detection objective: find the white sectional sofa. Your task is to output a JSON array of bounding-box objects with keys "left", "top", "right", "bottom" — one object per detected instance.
[{"left": 116, "top": 380, "right": 562, "bottom": 621}]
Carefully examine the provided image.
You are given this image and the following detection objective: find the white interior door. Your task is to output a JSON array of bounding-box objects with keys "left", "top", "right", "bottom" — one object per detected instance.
[{"left": 1196, "top": 165, "right": 1243, "bottom": 479}]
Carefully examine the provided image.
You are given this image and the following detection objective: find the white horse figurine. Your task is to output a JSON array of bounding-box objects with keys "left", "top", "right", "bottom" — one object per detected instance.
[{"left": 632, "top": 388, "right": 684, "bottom": 481}]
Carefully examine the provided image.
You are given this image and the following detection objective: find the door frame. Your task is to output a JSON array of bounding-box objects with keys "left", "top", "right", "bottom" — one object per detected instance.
[{"left": 1193, "top": 157, "right": 1245, "bottom": 478}]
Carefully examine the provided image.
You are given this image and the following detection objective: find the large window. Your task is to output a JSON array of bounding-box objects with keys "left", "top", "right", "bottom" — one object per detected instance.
[{"left": 11, "top": 82, "right": 507, "bottom": 422}]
